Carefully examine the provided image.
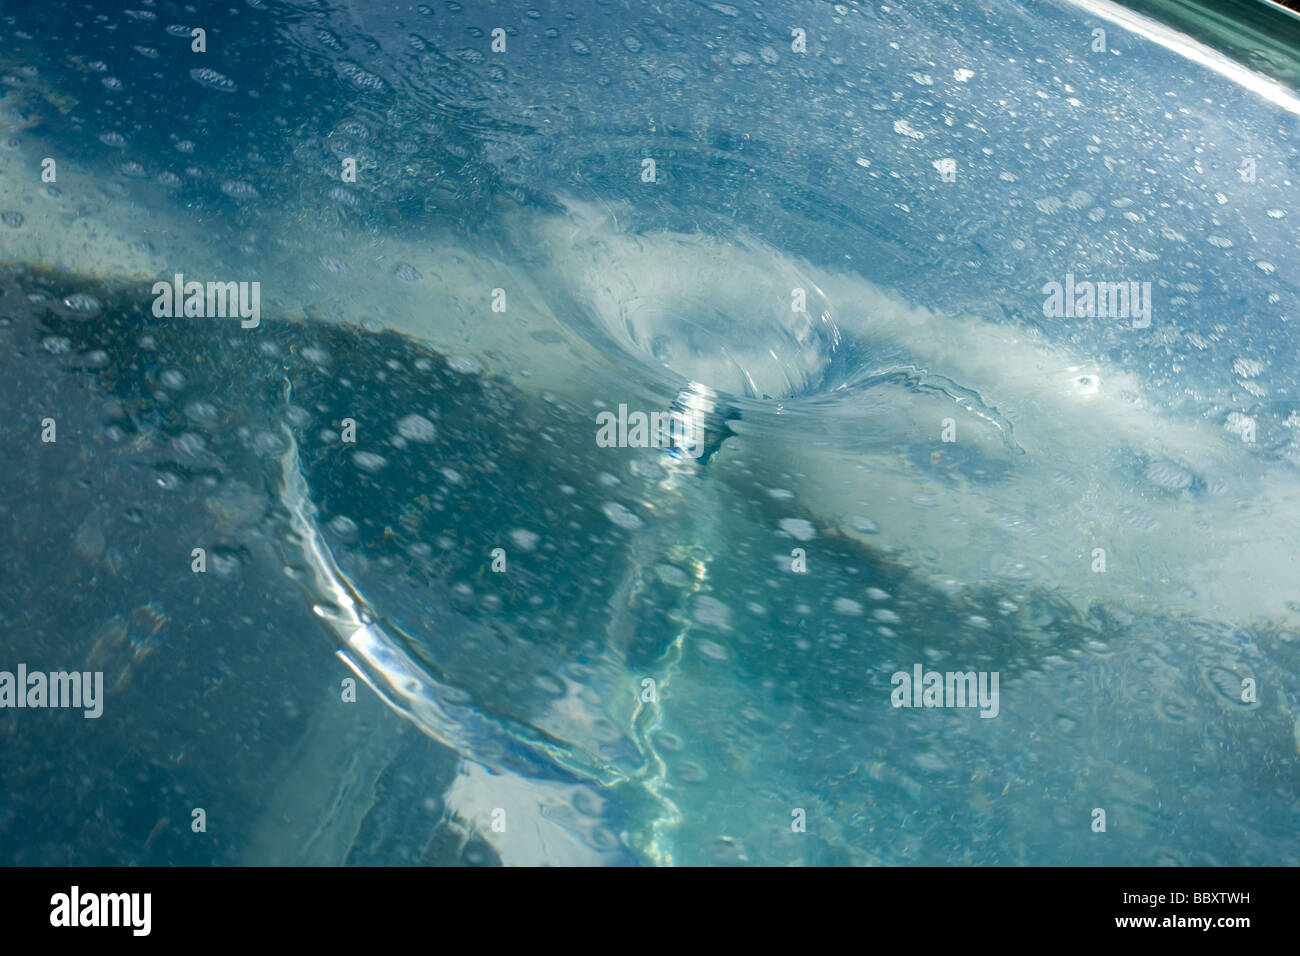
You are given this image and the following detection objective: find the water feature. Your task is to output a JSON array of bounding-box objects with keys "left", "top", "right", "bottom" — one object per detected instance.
[{"left": 1, "top": 0, "right": 1298, "bottom": 866}]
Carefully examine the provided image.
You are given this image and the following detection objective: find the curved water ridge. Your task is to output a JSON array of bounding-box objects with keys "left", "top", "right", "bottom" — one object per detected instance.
[
  {"left": 506, "top": 199, "right": 1024, "bottom": 448},
  {"left": 525, "top": 206, "right": 845, "bottom": 403}
]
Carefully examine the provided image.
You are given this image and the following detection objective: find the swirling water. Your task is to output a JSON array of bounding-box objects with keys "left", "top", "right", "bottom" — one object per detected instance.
[{"left": 0, "top": 0, "right": 1298, "bottom": 865}]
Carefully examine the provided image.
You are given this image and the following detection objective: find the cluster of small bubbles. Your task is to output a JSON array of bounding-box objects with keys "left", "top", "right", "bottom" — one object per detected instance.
[
  {"left": 317, "top": 29, "right": 346, "bottom": 53},
  {"left": 328, "top": 186, "right": 358, "bottom": 206},
  {"left": 209, "top": 550, "right": 244, "bottom": 578},
  {"left": 77, "top": 350, "right": 110, "bottom": 368},
  {"left": 190, "top": 68, "right": 237, "bottom": 92},
  {"left": 693, "top": 595, "right": 733, "bottom": 631},
  {"left": 62, "top": 293, "right": 102, "bottom": 317},
  {"left": 282, "top": 405, "right": 311, "bottom": 429},
  {"left": 318, "top": 255, "right": 347, "bottom": 274},
  {"left": 335, "top": 120, "right": 370, "bottom": 140},
  {"left": 601, "top": 501, "right": 643, "bottom": 530},
  {"left": 696, "top": 640, "right": 729, "bottom": 662},
  {"left": 1232, "top": 357, "right": 1263, "bottom": 378},
  {"left": 1, "top": 211, "right": 23, "bottom": 229},
  {"left": 327, "top": 515, "right": 360, "bottom": 543},
  {"left": 395, "top": 413, "right": 436, "bottom": 442},
  {"left": 778, "top": 517, "right": 815, "bottom": 541},
  {"left": 99, "top": 131, "right": 127, "bottom": 148},
  {"left": 1143, "top": 459, "right": 1192, "bottom": 491},
  {"left": 447, "top": 354, "right": 481, "bottom": 374},
  {"left": 508, "top": 529, "right": 540, "bottom": 552},
  {"left": 222, "top": 180, "right": 260, "bottom": 200},
  {"left": 352, "top": 451, "right": 388, "bottom": 473},
  {"left": 184, "top": 400, "right": 221, "bottom": 423},
  {"left": 174, "top": 433, "right": 206, "bottom": 457},
  {"left": 1224, "top": 412, "right": 1256, "bottom": 440},
  {"left": 338, "top": 62, "right": 385, "bottom": 91},
  {"left": 393, "top": 262, "right": 423, "bottom": 282},
  {"left": 252, "top": 431, "right": 286, "bottom": 456}
]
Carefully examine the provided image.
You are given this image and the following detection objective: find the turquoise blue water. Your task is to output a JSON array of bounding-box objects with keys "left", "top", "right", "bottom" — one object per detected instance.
[{"left": 0, "top": 0, "right": 1298, "bottom": 866}]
